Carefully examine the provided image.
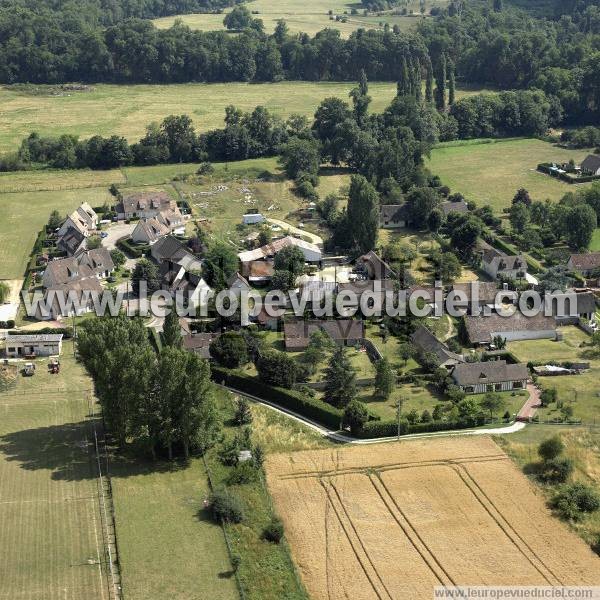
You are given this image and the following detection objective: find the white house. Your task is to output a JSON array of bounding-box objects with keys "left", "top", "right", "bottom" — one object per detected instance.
[
  {"left": 4, "top": 334, "right": 63, "bottom": 357},
  {"left": 131, "top": 217, "right": 170, "bottom": 245},
  {"left": 242, "top": 213, "right": 265, "bottom": 225},
  {"left": 57, "top": 203, "right": 98, "bottom": 238},
  {"left": 481, "top": 248, "right": 528, "bottom": 281},
  {"left": 380, "top": 204, "right": 410, "bottom": 229}
]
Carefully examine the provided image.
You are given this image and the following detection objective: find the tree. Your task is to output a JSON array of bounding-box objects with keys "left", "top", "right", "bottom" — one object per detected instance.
[
  {"left": 398, "top": 342, "right": 415, "bottom": 366},
  {"left": 350, "top": 69, "right": 371, "bottom": 126},
  {"left": 427, "top": 208, "right": 443, "bottom": 232},
  {"left": 480, "top": 392, "right": 506, "bottom": 419},
  {"left": 434, "top": 53, "right": 447, "bottom": 111},
  {"left": 279, "top": 136, "right": 320, "bottom": 180},
  {"left": 509, "top": 201, "right": 530, "bottom": 233},
  {"left": 271, "top": 269, "right": 295, "bottom": 291},
  {"left": 425, "top": 55, "right": 434, "bottom": 103},
  {"left": 234, "top": 397, "right": 253, "bottom": 425},
  {"left": 540, "top": 387, "right": 557, "bottom": 407},
  {"left": 450, "top": 216, "right": 483, "bottom": 254},
  {"left": 537, "top": 265, "right": 573, "bottom": 294},
  {"left": 274, "top": 245, "right": 305, "bottom": 277},
  {"left": 209, "top": 332, "right": 249, "bottom": 368},
  {"left": 437, "top": 253, "right": 462, "bottom": 282},
  {"left": 132, "top": 258, "right": 160, "bottom": 296},
  {"left": 448, "top": 59, "right": 456, "bottom": 106},
  {"left": 539, "top": 457, "right": 574, "bottom": 484},
  {"left": 565, "top": 204, "right": 597, "bottom": 249},
  {"left": 323, "top": 346, "right": 356, "bottom": 408},
  {"left": 263, "top": 518, "right": 284, "bottom": 543},
  {"left": 256, "top": 351, "right": 298, "bottom": 388},
  {"left": 346, "top": 174, "right": 379, "bottom": 254},
  {"left": 551, "top": 483, "right": 600, "bottom": 521},
  {"left": 0, "top": 281, "right": 10, "bottom": 304},
  {"left": 312, "top": 97, "right": 353, "bottom": 163},
  {"left": 493, "top": 0, "right": 503, "bottom": 12},
  {"left": 538, "top": 435, "right": 564, "bottom": 461},
  {"left": 110, "top": 249, "right": 126, "bottom": 269},
  {"left": 223, "top": 5, "right": 253, "bottom": 30},
  {"left": 343, "top": 399, "right": 368, "bottom": 435},
  {"left": 512, "top": 188, "right": 532, "bottom": 207},
  {"left": 204, "top": 241, "right": 238, "bottom": 289},
  {"left": 374, "top": 358, "right": 394, "bottom": 399},
  {"left": 406, "top": 186, "right": 440, "bottom": 224},
  {"left": 48, "top": 209, "right": 62, "bottom": 229},
  {"left": 209, "top": 489, "right": 244, "bottom": 523},
  {"left": 162, "top": 309, "right": 182, "bottom": 348}
]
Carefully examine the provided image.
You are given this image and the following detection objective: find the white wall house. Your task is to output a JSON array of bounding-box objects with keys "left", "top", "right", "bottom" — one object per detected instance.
[
  {"left": 452, "top": 360, "right": 528, "bottom": 395},
  {"left": 481, "top": 248, "right": 528, "bottom": 281},
  {"left": 4, "top": 334, "right": 63, "bottom": 357}
]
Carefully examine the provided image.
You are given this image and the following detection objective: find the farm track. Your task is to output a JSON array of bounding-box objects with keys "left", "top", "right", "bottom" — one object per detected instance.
[
  {"left": 320, "top": 477, "right": 393, "bottom": 600},
  {"left": 451, "top": 463, "right": 563, "bottom": 586}
]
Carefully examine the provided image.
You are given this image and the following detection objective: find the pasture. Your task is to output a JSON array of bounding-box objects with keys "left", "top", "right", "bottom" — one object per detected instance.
[
  {"left": 0, "top": 81, "right": 398, "bottom": 153},
  {"left": 0, "top": 343, "right": 111, "bottom": 600},
  {"left": 427, "top": 138, "right": 593, "bottom": 213},
  {"left": 266, "top": 436, "right": 600, "bottom": 600},
  {"left": 152, "top": 0, "right": 447, "bottom": 37}
]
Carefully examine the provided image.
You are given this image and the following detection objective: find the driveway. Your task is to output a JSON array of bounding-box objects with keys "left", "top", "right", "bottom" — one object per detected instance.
[
  {"left": 517, "top": 384, "right": 542, "bottom": 422},
  {"left": 101, "top": 223, "right": 137, "bottom": 269},
  {"left": 267, "top": 218, "right": 323, "bottom": 246}
]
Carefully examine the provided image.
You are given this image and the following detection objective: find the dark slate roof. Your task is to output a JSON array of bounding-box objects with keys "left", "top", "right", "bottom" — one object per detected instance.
[
  {"left": 581, "top": 154, "right": 600, "bottom": 173},
  {"left": 464, "top": 313, "right": 557, "bottom": 344},
  {"left": 410, "top": 325, "right": 463, "bottom": 366},
  {"left": 441, "top": 200, "right": 469, "bottom": 216},
  {"left": 449, "top": 282, "right": 500, "bottom": 305},
  {"left": 183, "top": 333, "right": 216, "bottom": 358},
  {"left": 283, "top": 320, "right": 364, "bottom": 349},
  {"left": 452, "top": 360, "right": 528, "bottom": 386},
  {"left": 568, "top": 252, "right": 600, "bottom": 272},
  {"left": 44, "top": 248, "right": 114, "bottom": 286},
  {"left": 118, "top": 191, "right": 173, "bottom": 214},
  {"left": 57, "top": 227, "right": 86, "bottom": 256},
  {"left": 357, "top": 251, "right": 396, "bottom": 280},
  {"left": 380, "top": 204, "right": 410, "bottom": 224},
  {"left": 481, "top": 248, "right": 527, "bottom": 271}
]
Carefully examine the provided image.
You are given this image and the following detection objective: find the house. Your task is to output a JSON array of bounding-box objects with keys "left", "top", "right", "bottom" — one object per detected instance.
[
  {"left": 300, "top": 280, "right": 337, "bottom": 304},
  {"left": 441, "top": 200, "right": 469, "bottom": 217},
  {"left": 42, "top": 248, "right": 114, "bottom": 289},
  {"left": 57, "top": 227, "right": 87, "bottom": 257},
  {"left": 481, "top": 247, "right": 528, "bottom": 281},
  {"left": 252, "top": 305, "right": 280, "bottom": 330},
  {"left": 238, "top": 236, "right": 321, "bottom": 278},
  {"left": 35, "top": 276, "right": 105, "bottom": 320},
  {"left": 116, "top": 191, "right": 179, "bottom": 220},
  {"left": 451, "top": 360, "right": 529, "bottom": 394},
  {"left": 567, "top": 252, "right": 600, "bottom": 277},
  {"left": 227, "top": 272, "right": 250, "bottom": 291},
  {"left": 380, "top": 204, "right": 410, "bottom": 229},
  {"left": 283, "top": 319, "right": 365, "bottom": 350},
  {"left": 356, "top": 251, "right": 396, "bottom": 280},
  {"left": 464, "top": 312, "right": 557, "bottom": 346},
  {"left": 150, "top": 236, "right": 201, "bottom": 271},
  {"left": 183, "top": 333, "right": 217, "bottom": 359},
  {"left": 448, "top": 282, "right": 506, "bottom": 314},
  {"left": 581, "top": 154, "right": 600, "bottom": 177},
  {"left": 544, "top": 290, "right": 597, "bottom": 322},
  {"left": 4, "top": 334, "right": 63, "bottom": 357},
  {"left": 337, "top": 279, "right": 396, "bottom": 309},
  {"left": 247, "top": 261, "right": 275, "bottom": 284},
  {"left": 242, "top": 212, "right": 265, "bottom": 225},
  {"left": 131, "top": 217, "right": 170, "bottom": 245},
  {"left": 156, "top": 207, "right": 184, "bottom": 230},
  {"left": 410, "top": 325, "right": 463, "bottom": 368}
]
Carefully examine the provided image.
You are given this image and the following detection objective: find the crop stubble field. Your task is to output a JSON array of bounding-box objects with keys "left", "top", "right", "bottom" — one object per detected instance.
[{"left": 266, "top": 437, "right": 600, "bottom": 599}]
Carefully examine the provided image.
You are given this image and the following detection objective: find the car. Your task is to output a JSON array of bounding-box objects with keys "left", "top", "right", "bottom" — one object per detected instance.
[{"left": 100, "top": 232, "right": 109, "bottom": 239}]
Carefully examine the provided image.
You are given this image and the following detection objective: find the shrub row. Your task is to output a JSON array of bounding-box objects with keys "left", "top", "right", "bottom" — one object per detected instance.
[
  {"left": 356, "top": 415, "right": 488, "bottom": 439},
  {"left": 537, "top": 163, "right": 600, "bottom": 184},
  {"left": 117, "top": 237, "right": 150, "bottom": 258},
  {"left": 211, "top": 366, "right": 343, "bottom": 430}
]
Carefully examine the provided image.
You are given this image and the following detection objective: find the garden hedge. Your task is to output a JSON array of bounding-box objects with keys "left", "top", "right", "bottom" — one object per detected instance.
[
  {"left": 356, "top": 415, "right": 488, "bottom": 439},
  {"left": 117, "top": 237, "right": 150, "bottom": 258},
  {"left": 211, "top": 366, "right": 343, "bottom": 430}
]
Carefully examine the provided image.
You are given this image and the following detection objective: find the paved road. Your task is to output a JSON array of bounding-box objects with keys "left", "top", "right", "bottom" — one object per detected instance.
[
  {"left": 220, "top": 384, "right": 528, "bottom": 445},
  {"left": 101, "top": 223, "right": 137, "bottom": 269},
  {"left": 517, "top": 383, "right": 542, "bottom": 421},
  {"left": 267, "top": 218, "right": 323, "bottom": 246}
]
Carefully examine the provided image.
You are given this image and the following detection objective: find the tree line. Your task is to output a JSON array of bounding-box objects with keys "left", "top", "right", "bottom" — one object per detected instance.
[{"left": 77, "top": 315, "right": 220, "bottom": 459}]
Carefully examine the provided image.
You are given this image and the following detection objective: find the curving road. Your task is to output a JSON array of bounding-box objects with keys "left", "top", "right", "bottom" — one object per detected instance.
[
  {"left": 219, "top": 384, "right": 528, "bottom": 445},
  {"left": 267, "top": 218, "right": 323, "bottom": 246}
]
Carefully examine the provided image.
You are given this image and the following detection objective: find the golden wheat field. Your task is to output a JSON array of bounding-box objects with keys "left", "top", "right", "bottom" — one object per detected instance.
[{"left": 265, "top": 437, "right": 600, "bottom": 600}]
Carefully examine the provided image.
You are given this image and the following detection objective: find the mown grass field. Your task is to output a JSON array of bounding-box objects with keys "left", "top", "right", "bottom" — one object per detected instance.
[
  {"left": 0, "top": 342, "right": 110, "bottom": 600},
  {"left": 427, "top": 139, "right": 593, "bottom": 213},
  {"left": 0, "top": 81, "right": 398, "bottom": 153},
  {"left": 152, "top": 0, "right": 447, "bottom": 36}
]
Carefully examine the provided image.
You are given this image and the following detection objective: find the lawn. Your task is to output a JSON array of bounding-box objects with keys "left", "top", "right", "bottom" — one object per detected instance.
[
  {"left": 0, "top": 186, "right": 113, "bottom": 279},
  {"left": 427, "top": 138, "right": 594, "bottom": 213},
  {"left": 507, "top": 326, "right": 600, "bottom": 424},
  {"left": 0, "top": 341, "right": 110, "bottom": 600},
  {"left": 152, "top": 0, "right": 448, "bottom": 37},
  {"left": 589, "top": 228, "right": 600, "bottom": 251},
  {"left": 0, "top": 81, "right": 398, "bottom": 153}
]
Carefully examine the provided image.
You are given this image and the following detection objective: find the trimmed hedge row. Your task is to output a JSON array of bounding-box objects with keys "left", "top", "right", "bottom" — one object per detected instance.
[
  {"left": 356, "top": 415, "right": 488, "bottom": 439},
  {"left": 117, "top": 237, "right": 150, "bottom": 258},
  {"left": 211, "top": 366, "right": 343, "bottom": 430},
  {"left": 537, "top": 163, "right": 600, "bottom": 184}
]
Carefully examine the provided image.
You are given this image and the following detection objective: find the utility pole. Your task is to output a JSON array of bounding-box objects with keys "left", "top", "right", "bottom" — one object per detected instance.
[{"left": 396, "top": 397, "right": 404, "bottom": 440}]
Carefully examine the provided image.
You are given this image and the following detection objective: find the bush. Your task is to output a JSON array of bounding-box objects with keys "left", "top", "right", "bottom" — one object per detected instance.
[
  {"left": 538, "top": 436, "right": 564, "bottom": 461},
  {"left": 342, "top": 399, "right": 368, "bottom": 436},
  {"left": 227, "top": 461, "right": 259, "bottom": 485},
  {"left": 262, "top": 517, "right": 284, "bottom": 543},
  {"left": 209, "top": 489, "right": 244, "bottom": 523},
  {"left": 234, "top": 397, "right": 253, "bottom": 425},
  {"left": 539, "top": 457, "right": 574, "bottom": 484},
  {"left": 211, "top": 366, "right": 342, "bottom": 429},
  {"left": 256, "top": 351, "right": 298, "bottom": 389},
  {"left": 551, "top": 483, "right": 600, "bottom": 521},
  {"left": 210, "top": 332, "right": 249, "bottom": 368}
]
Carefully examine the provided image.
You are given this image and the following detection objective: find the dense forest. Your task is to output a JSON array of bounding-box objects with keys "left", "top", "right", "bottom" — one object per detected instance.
[{"left": 1, "top": 0, "right": 600, "bottom": 124}]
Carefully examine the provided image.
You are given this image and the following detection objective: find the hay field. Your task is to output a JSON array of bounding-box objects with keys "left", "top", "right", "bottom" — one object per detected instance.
[
  {"left": 152, "top": 0, "right": 447, "bottom": 36},
  {"left": 0, "top": 343, "right": 111, "bottom": 600},
  {"left": 0, "top": 81, "right": 398, "bottom": 153},
  {"left": 427, "top": 138, "right": 593, "bottom": 213},
  {"left": 266, "top": 436, "right": 600, "bottom": 599}
]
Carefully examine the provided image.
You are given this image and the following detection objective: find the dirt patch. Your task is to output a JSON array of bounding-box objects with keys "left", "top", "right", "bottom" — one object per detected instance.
[{"left": 266, "top": 437, "right": 600, "bottom": 599}]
